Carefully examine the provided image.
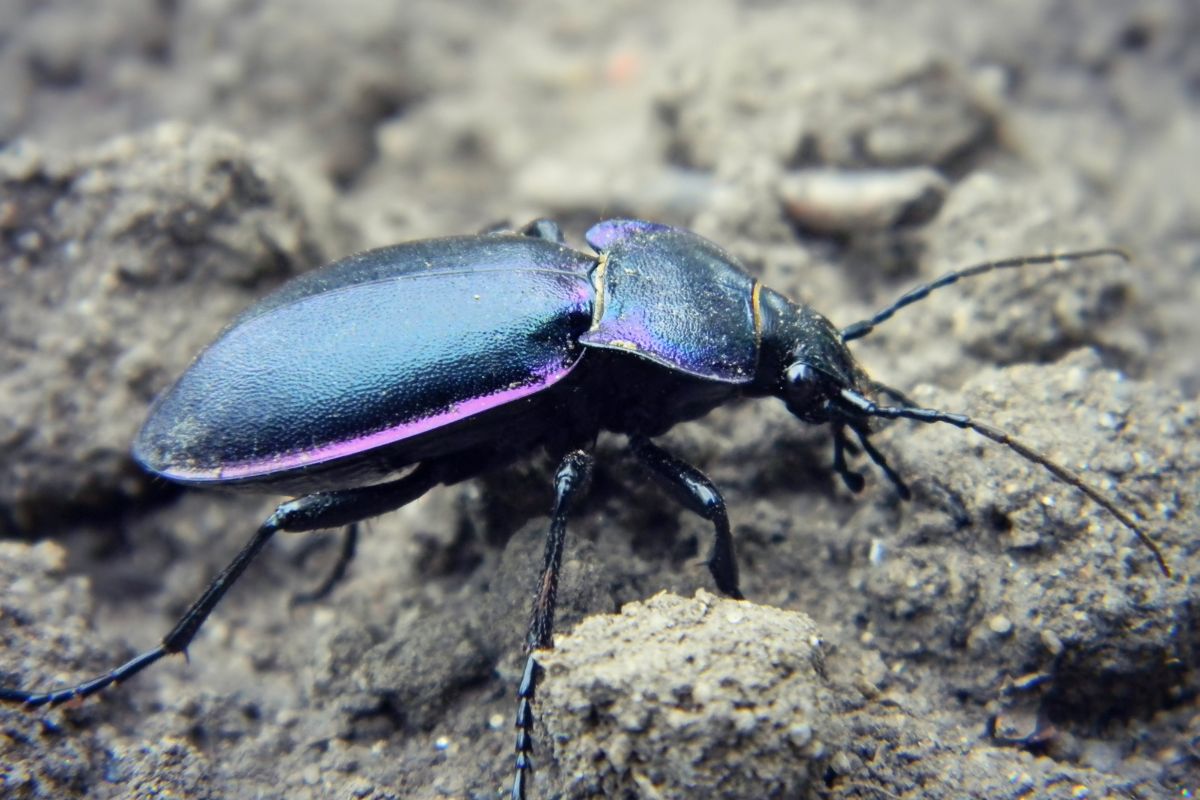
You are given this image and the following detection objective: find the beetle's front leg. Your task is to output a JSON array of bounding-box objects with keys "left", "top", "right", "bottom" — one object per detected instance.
[
  {"left": 512, "top": 448, "right": 593, "bottom": 800},
  {"left": 0, "top": 464, "right": 438, "bottom": 709},
  {"left": 629, "top": 435, "right": 743, "bottom": 600},
  {"left": 831, "top": 424, "right": 866, "bottom": 493},
  {"left": 843, "top": 424, "right": 911, "bottom": 501},
  {"left": 830, "top": 418, "right": 909, "bottom": 500}
]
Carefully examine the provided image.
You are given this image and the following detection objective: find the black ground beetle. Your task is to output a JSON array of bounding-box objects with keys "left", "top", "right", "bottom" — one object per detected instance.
[{"left": 0, "top": 218, "right": 1169, "bottom": 798}]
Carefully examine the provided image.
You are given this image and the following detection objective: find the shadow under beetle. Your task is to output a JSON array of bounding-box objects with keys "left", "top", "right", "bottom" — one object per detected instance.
[{"left": 0, "top": 218, "right": 1169, "bottom": 799}]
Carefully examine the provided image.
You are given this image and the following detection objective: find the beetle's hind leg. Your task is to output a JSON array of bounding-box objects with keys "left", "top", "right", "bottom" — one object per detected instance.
[
  {"left": 0, "top": 465, "right": 438, "bottom": 709},
  {"left": 629, "top": 435, "right": 743, "bottom": 600},
  {"left": 512, "top": 448, "right": 594, "bottom": 800},
  {"left": 291, "top": 522, "right": 360, "bottom": 606},
  {"left": 0, "top": 518, "right": 279, "bottom": 708}
]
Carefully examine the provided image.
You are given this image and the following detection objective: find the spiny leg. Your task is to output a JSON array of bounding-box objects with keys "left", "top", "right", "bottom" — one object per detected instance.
[
  {"left": 0, "top": 464, "right": 438, "bottom": 708},
  {"left": 291, "top": 522, "right": 360, "bottom": 606},
  {"left": 629, "top": 435, "right": 743, "bottom": 600},
  {"left": 512, "top": 449, "right": 594, "bottom": 800},
  {"left": 0, "top": 520, "right": 277, "bottom": 707}
]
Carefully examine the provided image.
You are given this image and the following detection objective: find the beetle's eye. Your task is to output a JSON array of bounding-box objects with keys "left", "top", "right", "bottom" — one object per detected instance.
[
  {"left": 785, "top": 362, "right": 820, "bottom": 405},
  {"left": 786, "top": 363, "right": 814, "bottom": 385}
]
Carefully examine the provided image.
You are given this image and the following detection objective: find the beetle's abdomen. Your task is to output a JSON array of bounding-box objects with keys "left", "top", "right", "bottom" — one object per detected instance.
[{"left": 134, "top": 250, "right": 593, "bottom": 486}]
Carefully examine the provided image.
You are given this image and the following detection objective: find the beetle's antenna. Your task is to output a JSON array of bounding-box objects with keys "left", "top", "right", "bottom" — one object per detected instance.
[
  {"left": 839, "top": 247, "right": 1131, "bottom": 342},
  {"left": 838, "top": 388, "right": 1170, "bottom": 577}
]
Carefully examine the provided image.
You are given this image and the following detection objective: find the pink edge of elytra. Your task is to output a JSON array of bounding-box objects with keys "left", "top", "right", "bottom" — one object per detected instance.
[{"left": 158, "top": 369, "right": 573, "bottom": 484}]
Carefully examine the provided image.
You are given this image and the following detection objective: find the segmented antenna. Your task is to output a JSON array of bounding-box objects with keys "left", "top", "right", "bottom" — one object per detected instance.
[
  {"left": 838, "top": 388, "right": 1170, "bottom": 577},
  {"left": 840, "top": 247, "right": 1131, "bottom": 342}
]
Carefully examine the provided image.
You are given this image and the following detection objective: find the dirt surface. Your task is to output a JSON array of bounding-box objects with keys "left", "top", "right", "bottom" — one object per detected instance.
[{"left": 1, "top": 2, "right": 1198, "bottom": 799}]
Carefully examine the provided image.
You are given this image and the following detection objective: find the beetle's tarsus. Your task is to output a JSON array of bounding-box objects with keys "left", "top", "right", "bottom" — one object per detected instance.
[
  {"left": 512, "top": 659, "right": 540, "bottom": 800},
  {"left": 1, "top": 645, "right": 171, "bottom": 709}
]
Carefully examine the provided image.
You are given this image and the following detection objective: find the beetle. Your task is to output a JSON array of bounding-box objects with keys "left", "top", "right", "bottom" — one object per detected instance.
[{"left": 0, "top": 218, "right": 1168, "bottom": 799}]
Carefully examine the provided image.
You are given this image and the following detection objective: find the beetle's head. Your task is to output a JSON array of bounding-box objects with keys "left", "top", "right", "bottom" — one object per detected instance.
[
  {"left": 756, "top": 287, "right": 871, "bottom": 424},
  {"left": 749, "top": 248, "right": 1169, "bottom": 577}
]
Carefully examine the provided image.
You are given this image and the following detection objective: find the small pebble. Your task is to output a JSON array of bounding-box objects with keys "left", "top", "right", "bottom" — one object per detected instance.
[
  {"left": 778, "top": 167, "right": 947, "bottom": 233},
  {"left": 1040, "top": 629, "right": 1064, "bottom": 655},
  {"left": 788, "top": 723, "right": 813, "bottom": 747}
]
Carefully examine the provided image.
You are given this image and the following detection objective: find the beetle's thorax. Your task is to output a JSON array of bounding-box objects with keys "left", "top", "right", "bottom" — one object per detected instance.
[{"left": 753, "top": 286, "right": 868, "bottom": 420}]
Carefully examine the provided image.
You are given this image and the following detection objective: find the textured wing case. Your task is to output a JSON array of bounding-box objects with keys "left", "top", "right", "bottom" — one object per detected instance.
[{"left": 134, "top": 236, "right": 595, "bottom": 483}]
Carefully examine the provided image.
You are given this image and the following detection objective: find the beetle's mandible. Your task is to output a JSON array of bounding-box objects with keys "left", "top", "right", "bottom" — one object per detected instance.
[{"left": 0, "top": 218, "right": 1169, "bottom": 799}]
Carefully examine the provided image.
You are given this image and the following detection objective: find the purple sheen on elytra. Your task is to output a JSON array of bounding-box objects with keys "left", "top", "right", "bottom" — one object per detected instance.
[
  {"left": 134, "top": 240, "right": 596, "bottom": 489},
  {"left": 157, "top": 372, "right": 568, "bottom": 483},
  {"left": 578, "top": 320, "right": 738, "bottom": 380},
  {"left": 585, "top": 219, "right": 673, "bottom": 251}
]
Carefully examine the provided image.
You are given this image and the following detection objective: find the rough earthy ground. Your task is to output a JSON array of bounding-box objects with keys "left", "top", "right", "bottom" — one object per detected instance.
[{"left": 1, "top": 2, "right": 1198, "bottom": 799}]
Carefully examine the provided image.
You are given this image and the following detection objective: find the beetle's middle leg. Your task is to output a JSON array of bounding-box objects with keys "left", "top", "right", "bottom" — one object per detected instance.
[
  {"left": 0, "top": 464, "right": 439, "bottom": 709},
  {"left": 629, "top": 435, "right": 744, "bottom": 601},
  {"left": 512, "top": 448, "right": 594, "bottom": 800}
]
